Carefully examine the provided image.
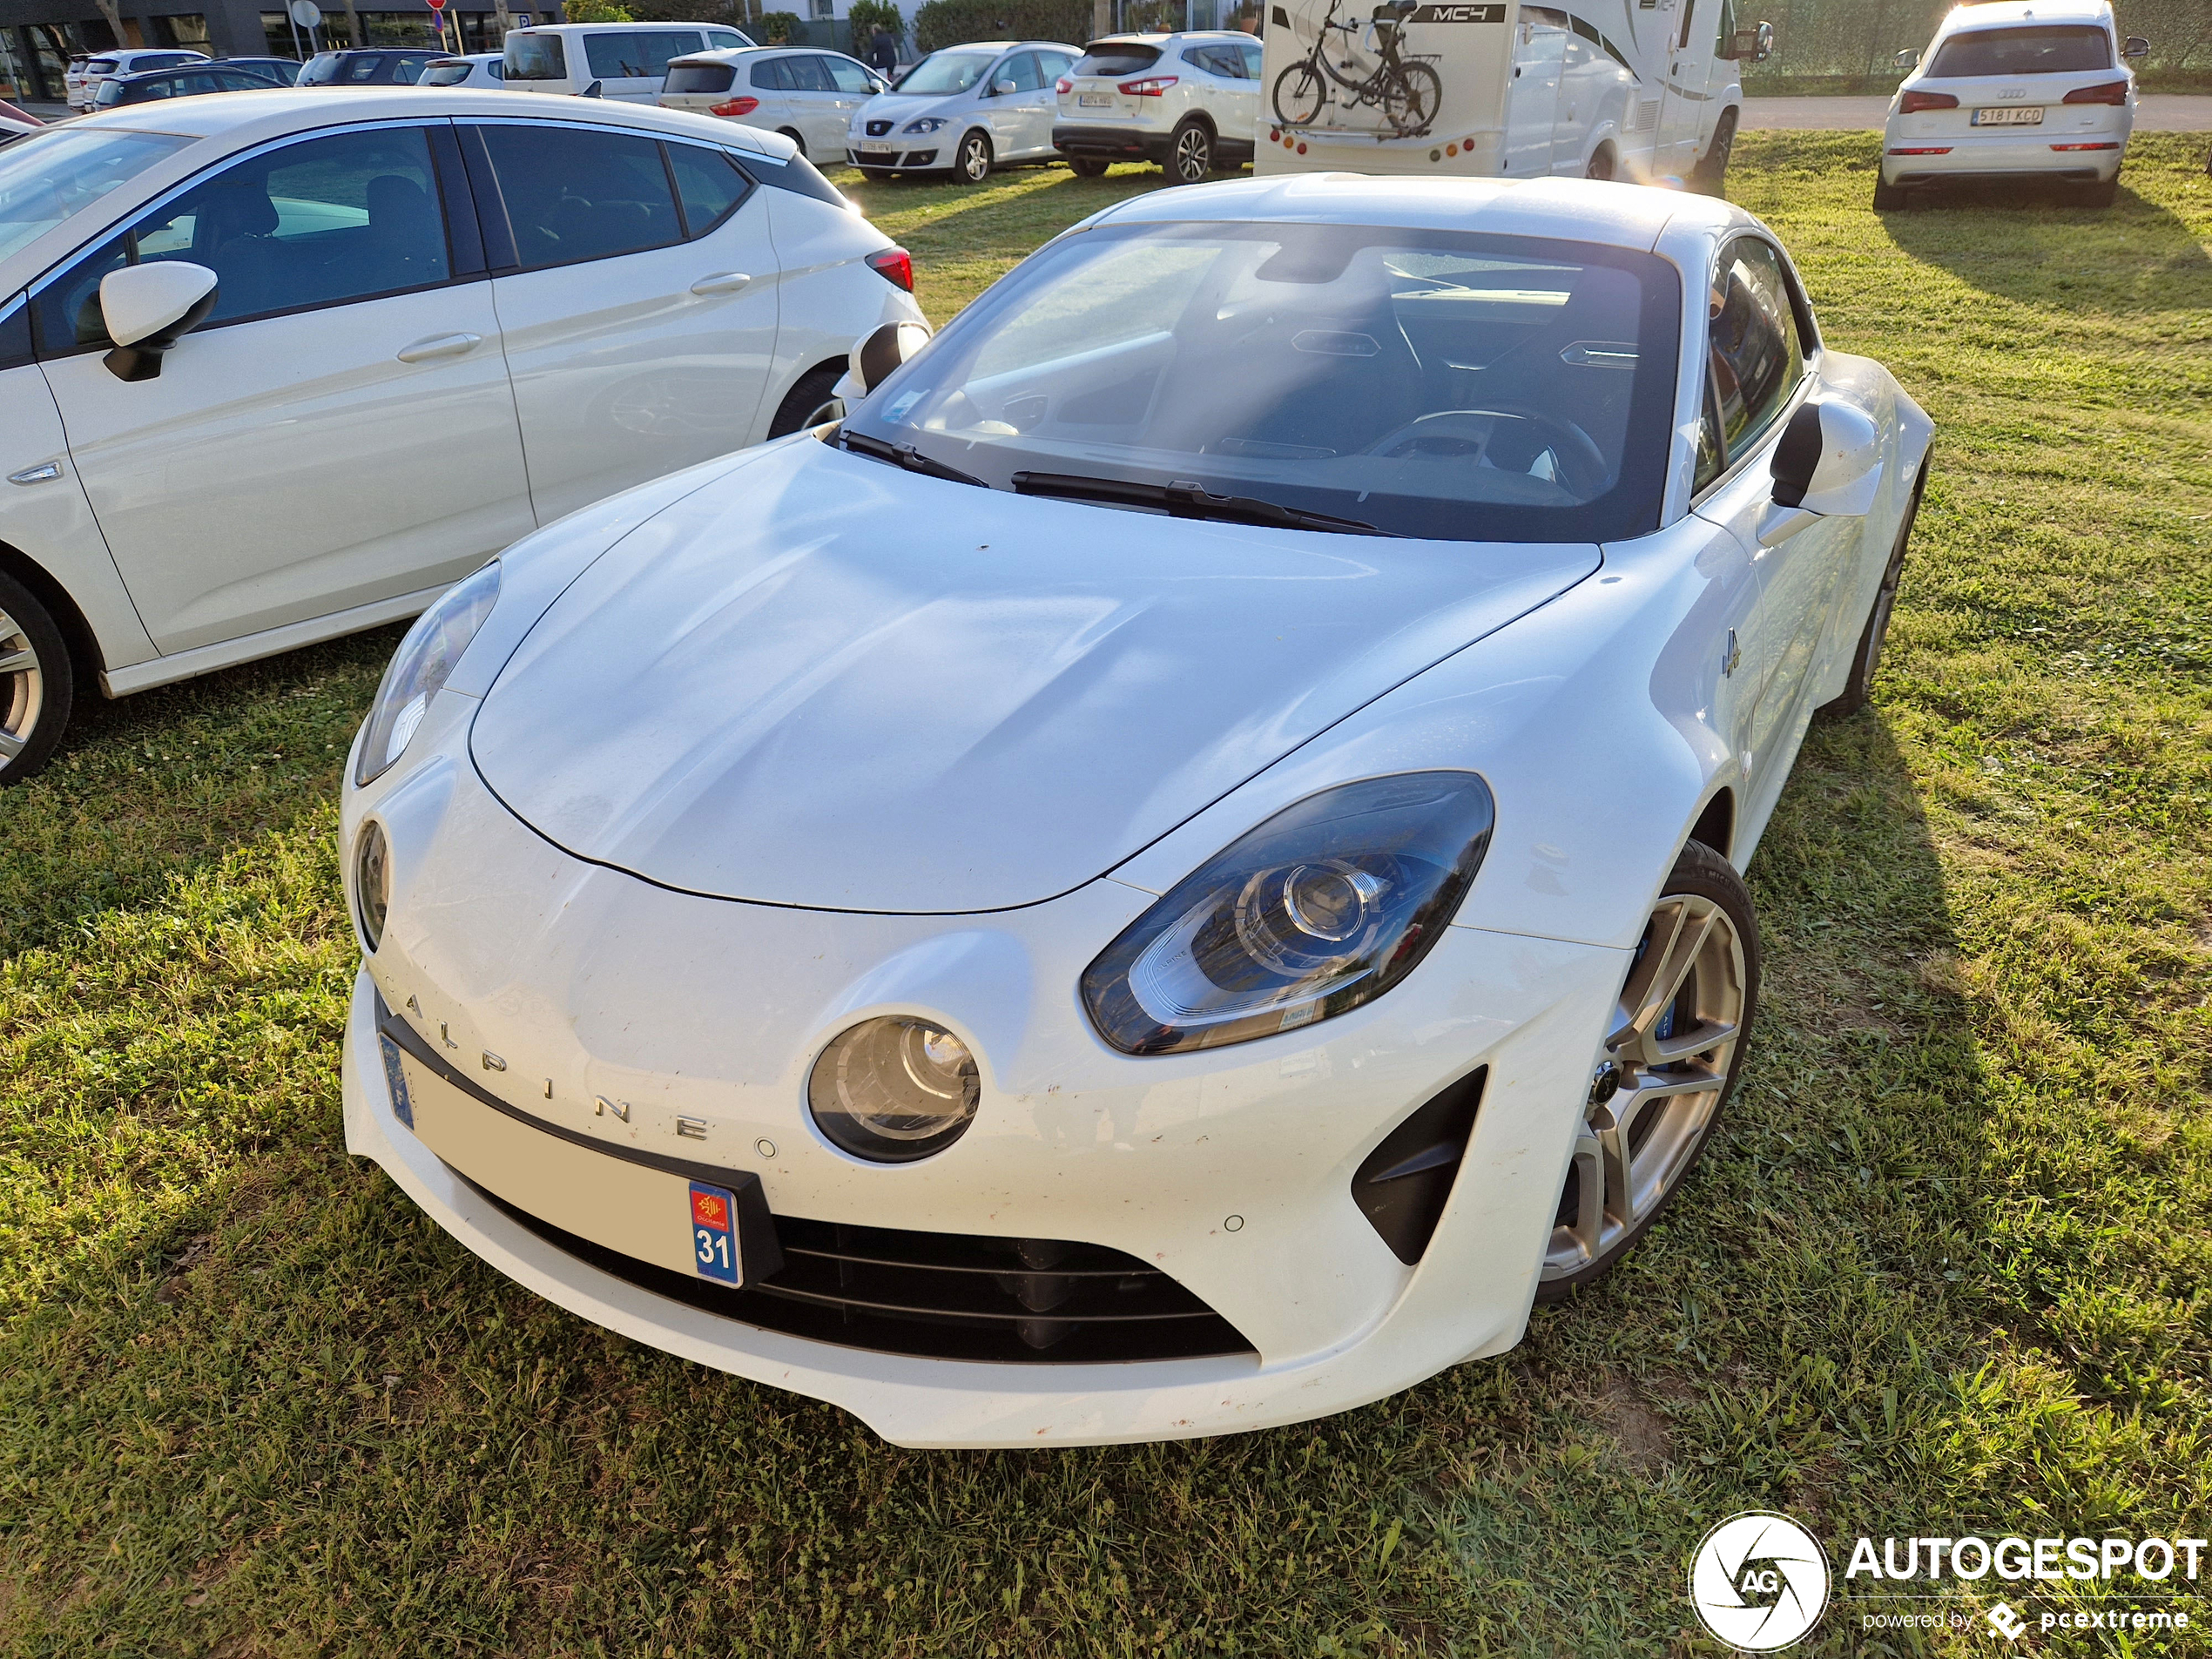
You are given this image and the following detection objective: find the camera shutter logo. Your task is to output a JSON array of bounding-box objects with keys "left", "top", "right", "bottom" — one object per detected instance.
[{"left": 1689, "top": 1513, "right": 1831, "bottom": 1650}]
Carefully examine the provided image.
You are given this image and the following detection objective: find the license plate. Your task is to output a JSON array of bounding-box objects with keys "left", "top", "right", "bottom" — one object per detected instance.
[
  {"left": 1079, "top": 92, "right": 1113, "bottom": 106},
  {"left": 858, "top": 144, "right": 893, "bottom": 156},
  {"left": 1972, "top": 106, "right": 2043, "bottom": 125},
  {"left": 688, "top": 1181, "right": 743, "bottom": 1285}
]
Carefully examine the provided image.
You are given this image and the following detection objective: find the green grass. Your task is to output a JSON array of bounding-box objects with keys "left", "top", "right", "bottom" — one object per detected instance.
[{"left": 2, "top": 134, "right": 2208, "bottom": 1656}]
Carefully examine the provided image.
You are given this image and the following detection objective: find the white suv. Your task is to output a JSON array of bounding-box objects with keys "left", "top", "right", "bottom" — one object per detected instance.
[
  {"left": 1878, "top": 0, "right": 2148, "bottom": 208},
  {"left": 1053, "top": 32, "right": 1262, "bottom": 184},
  {"left": 70, "top": 48, "right": 210, "bottom": 111}
]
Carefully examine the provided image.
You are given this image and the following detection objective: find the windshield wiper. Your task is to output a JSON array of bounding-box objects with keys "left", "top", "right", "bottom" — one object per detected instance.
[
  {"left": 840, "top": 428, "right": 988, "bottom": 489},
  {"left": 1011, "top": 470, "right": 1395, "bottom": 537}
]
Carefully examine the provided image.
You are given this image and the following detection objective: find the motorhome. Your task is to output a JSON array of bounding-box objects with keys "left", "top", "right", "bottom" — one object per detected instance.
[{"left": 1254, "top": 0, "right": 1770, "bottom": 187}]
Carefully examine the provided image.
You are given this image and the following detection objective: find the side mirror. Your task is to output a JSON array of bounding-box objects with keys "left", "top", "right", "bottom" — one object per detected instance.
[
  {"left": 1760, "top": 400, "right": 1883, "bottom": 546},
  {"left": 1893, "top": 46, "right": 1919, "bottom": 69},
  {"left": 993, "top": 77, "right": 1016, "bottom": 95},
  {"left": 2121, "top": 35, "right": 2149, "bottom": 57},
  {"left": 1742, "top": 20, "right": 1773, "bottom": 62},
  {"left": 99, "top": 261, "right": 218, "bottom": 382},
  {"left": 847, "top": 318, "right": 932, "bottom": 396}
]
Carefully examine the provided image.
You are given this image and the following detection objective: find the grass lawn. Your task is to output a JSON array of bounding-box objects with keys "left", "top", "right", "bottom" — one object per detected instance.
[{"left": 2, "top": 132, "right": 2208, "bottom": 1656}]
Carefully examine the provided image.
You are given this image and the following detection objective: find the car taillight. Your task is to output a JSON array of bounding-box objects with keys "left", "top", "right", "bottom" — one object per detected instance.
[
  {"left": 709, "top": 95, "right": 759, "bottom": 116},
  {"left": 1055, "top": 75, "right": 1071, "bottom": 92},
  {"left": 1119, "top": 74, "right": 1177, "bottom": 96},
  {"left": 2062, "top": 79, "right": 2128, "bottom": 105},
  {"left": 866, "top": 246, "right": 914, "bottom": 291},
  {"left": 1898, "top": 89, "right": 1958, "bottom": 112}
]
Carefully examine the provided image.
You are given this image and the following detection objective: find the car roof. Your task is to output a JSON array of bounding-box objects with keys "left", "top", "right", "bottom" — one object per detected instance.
[
  {"left": 1089, "top": 172, "right": 1754, "bottom": 252},
  {"left": 1938, "top": 0, "right": 2112, "bottom": 30},
  {"left": 1087, "top": 31, "right": 1253, "bottom": 44}
]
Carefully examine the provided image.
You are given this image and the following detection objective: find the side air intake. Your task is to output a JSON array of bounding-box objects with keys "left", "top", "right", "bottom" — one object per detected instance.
[{"left": 1350, "top": 1068, "right": 1486, "bottom": 1264}]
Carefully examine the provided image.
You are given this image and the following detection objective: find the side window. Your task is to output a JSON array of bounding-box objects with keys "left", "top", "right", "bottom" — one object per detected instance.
[
  {"left": 667, "top": 144, "right": 755, "bottom": 236},
  {"left": 1001, "top": 51, "right": 1042, "bottom": 91},
  {"left": 1040, "top": 51, "right": 1076, "bottom": 81},
  {"left": 825, "top": 55, "right": 877, "bottom": 92},
  {"left": 752, "top": 55, "right": 792, "bottom": 89},
  {"left": 786, "top": 54, "right": 835, "bottom": 91},
  {"left": 642, "top": 31, "right": 705, "bottom": 74},
  {"left": 583, "top": 32, "right": 642, "bottom": 78},
  {"left": 1239, "top": 41, "right": 1264, "bottom": 77},
  {"left": 34, "top": 126, "right": 451, "bottom": 352},
  {"left": 1705, "top": 235, "right": 1802, "bottom": 463},
  {"left": 481, "top": 123, "right": 683, "bottom": 270}
]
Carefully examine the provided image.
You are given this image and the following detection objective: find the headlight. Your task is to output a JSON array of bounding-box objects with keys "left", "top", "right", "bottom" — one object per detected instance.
[
  {"left": 354, "top": 562, "right": 500, "bottom": 787},
  {"left": 354, "top": 819, "right": 389, "bottom": 953},
  {"left": 809, "top": 1016, "right": 981, "bottom": 1162},
  {"left": 901, "top": 116, "right": 947, "bottom": 133},
  {"left": 1081, "top": 773, "right": 1494, "bottom": 1055}
]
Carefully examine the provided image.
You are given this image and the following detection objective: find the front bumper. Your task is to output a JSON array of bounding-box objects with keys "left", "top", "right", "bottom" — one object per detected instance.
[
  {"left": 341, "top": 722, "right": 1627, "bottom": 1446},
  {"left": 849, "top": 140, "right": 942, "bottom": 171},
  {"left": 1881, "top": 123, "right": 2130, "bottom": 185}
]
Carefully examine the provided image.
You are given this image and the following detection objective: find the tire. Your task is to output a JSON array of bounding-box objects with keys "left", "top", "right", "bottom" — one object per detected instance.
[
  {"left": 778, "top": 127, "right": 807, "bottom": 158},
  {"left": 1382, "top": 61, "right": 1441, "bottom": 134},
  {"left": 1871, "top": 173, "right": 1907, "bottom": 210},
  {"left": 2079, "top": 175, "right": 2118, "bottom": 208},
  {"left": 954, "top": 130, "right": 992, "bottom": 184},
  {"left": 1535, "top": 839, "right": 1759, "bottom": 1304},
  {"left": 1585, "top": 145, "right": 1615, "bottom": 181},
  {"left": 765, "top": 363, "right": 846, "bottom": 439},
  {"left": 1167, "top": 118, "right": 1213, "bottom": 185},
  {"left": 1066, "top": 154, "right": 1109, "bottom": 178},
  {"left": 1689, "top": 106, "right": 1737, "bottom": 195},
  {"left": 1272, "top": 60, "right": 1325, "bottom": 127},
  {"left": 1816, "top": 462, "right": 1924, "bottom": 723},
  {"left": 0, "top": 572, "right": 74, "bottom": 787}
]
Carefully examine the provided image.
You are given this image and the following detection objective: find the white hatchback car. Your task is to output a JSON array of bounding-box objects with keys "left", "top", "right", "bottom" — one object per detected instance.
[
  {"left": 71, "top": 47, "right": 211, "bottom": 112},
  {"left": 339, "top": 175, "right": 1931, "bottom": 1447},
  {"left": 0, "top": 89, "right": 921, "bottom": 781},
  {"left": 660, "top": 46, "right": 887, "bottom": 164},
  {"left": 846, "top": 40, "right": 1081, "bottom": 182},
  {"left": 1878, "top": 0, "right": 2148, "bottom": 207},
  {"left": 417, "top": 53, "right": 507, "bottom": 89},
  {"left": 1053, "top": 32, "right": 1263, "bottom": 184}
]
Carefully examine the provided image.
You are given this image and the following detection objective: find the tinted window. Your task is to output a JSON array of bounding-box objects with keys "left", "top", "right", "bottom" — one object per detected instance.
[
  {"left": 826, "top": 54, "right": 877, "bottom": 91},
  {"left": 1075, "top": 42, "right": 1159, "bottom": 75},
  {"left": 1930, "top": 24, "right": 2109, "bottom": 75},
  {"left": 482, "top": 123, "right": 682, "bottom": 269},
  {"left": 36, "top": 126, "right": 449, "bottom": 352},
  {"left": 668, "top": 144, "right": 752, "bottom": 235},
  {"left": 503, "top": 33, "right": 565, "bottom": 79},
  {"left": 216, "top": 69, "right": 276, "bottom": 88},
  {"left": 87, "top": 58, "right": 118, "bottom": 73},
  {"left": 1000, "top": 52, "right": 1043, "bottom": 91},
  {"left": 665, "top": 59, "right": 733, "bottom": 92},
  {"left": 421, "top": 60, "right": 475, "bottom": 85},
  {"left": 586, "top": 30, "right": 704, "bottom": 77},
  {"left": 751, "top": 55, "right": 791, "bottom": 89},
  {"left": 1706, "top": 236, "right": 1801, "bottom": 466},
  {"left": 786, "top": 54, "right": 835, "bottom": 91},
  {"left": 739, "top": 149, "right": 847, "bottom": 206},
  {"left": 845, "top": 220, "right": 1679, "bottom": 543},
  {"left": 144, "top": 53, "right": 192, "bottom": 69}
]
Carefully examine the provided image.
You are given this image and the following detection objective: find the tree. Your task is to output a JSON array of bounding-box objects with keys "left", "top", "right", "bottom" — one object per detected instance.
[
  {"left": 562, "top": 0, "right": 635, "bottom": 19},
  {"left": 846, "top": 0, "right": 903, "bottom": 56},
  {"left": 752, "top": 8, "right": 800, "bottom": 41}
]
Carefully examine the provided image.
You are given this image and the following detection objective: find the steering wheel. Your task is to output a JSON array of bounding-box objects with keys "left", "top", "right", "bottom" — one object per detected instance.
[{"left": 1360, "top": 406, "right": 1609, "bottom": 495}]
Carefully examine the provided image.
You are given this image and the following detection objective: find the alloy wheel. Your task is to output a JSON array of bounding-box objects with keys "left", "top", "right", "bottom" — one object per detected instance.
[
  {"left": 959, "top": 133, "right": 991, "bottom": 183},
  {"left": 1173, "top": 124, "right": 1211, "bottom": 183},
  {"left": 0, "top": 604, "right": 47, "bottom": 775},
  {"left": 1541, "top": 889, "right": 1747, "bottom": 1284}
]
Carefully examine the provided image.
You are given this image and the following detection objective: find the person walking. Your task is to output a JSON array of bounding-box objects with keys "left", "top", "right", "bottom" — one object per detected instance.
[{"left": 866, "top": 23, "right": 899, "bottom": 77}]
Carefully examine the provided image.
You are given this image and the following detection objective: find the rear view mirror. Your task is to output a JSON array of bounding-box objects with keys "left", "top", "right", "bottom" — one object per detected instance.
[
  {"left": 1761, "top": 400, "right": 1884, "bottom": 545},
  {"left": 99, "top": 261, "right": 218, "bottom": 382},
  {"left": 2121, "top": 35, "right": 2149, "bottom": 57},
  {"left": 1894, "top": 46, "right": 1919, "bottom": 69},
  {"left": 849, "top": 319, "right": 933, "bottom": 395}
]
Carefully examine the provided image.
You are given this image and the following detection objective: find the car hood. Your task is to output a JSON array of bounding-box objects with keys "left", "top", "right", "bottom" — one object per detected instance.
[
  {"left": 470, "top": 439, "right": 1598, "bottom": 913},
  {"left": 854, "top": 91, "right": 971, "bottom": 128}
]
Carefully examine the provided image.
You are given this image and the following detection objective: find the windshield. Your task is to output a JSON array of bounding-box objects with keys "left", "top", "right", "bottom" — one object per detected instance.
[
  {"left": 843, "top": 220, "right": 1679, "bottom": 543},
  {"left": 503, "top": 33, "right": 567, "bottom": 79},
  {"left": 0, "top": 126, "right": 194, "bottom": 263},
  {"left": 895, "top": 51, "right": 995, "bottom": 94},
  {"left": 1930, "top": 24, "right": 2110, "bottom": 75}
]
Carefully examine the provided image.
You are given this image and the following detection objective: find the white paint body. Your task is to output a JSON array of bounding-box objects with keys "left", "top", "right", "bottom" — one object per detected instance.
[
  {"left": 0, "top": 88, "right": 922, "bottom": 698},
  {"left": 1879, "top": 0, "right": 2135, "bottom": 191},
  {"left": 1254, "top": 0, "right": 1748, "bottom": 183},
  {"left": 1050, "top": 31, "right": 1266, "bottom": 172},
  {"left": 658, "top": 46, "right": 889, "bottom": 165},
  {"left": 501, "top": 22, "right": 752, "bottom": 103},
  {"left": 844, "top": 41, "right": 1082, "bottom": 176},
  {"left": 341, "top": 176, "right": 1930, "bottom": 1447}
]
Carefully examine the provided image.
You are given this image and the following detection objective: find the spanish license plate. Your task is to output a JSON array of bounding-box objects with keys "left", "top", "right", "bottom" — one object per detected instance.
[
  {"left": 1079, "top": 92, "right": 1113, "bottom": 106},
  {"left": 1972, "top": 106, "right": 2043, "bottom": 125},
  {"left": 858, "top": 143, "right": 893, "bottom": 157},
  {"left": 688, "top": 1181, "right": 743, "bottom": 1285}
]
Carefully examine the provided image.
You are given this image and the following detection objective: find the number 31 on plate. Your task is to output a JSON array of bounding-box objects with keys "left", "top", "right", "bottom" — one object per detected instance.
[{"left": 690, "top": 1181, "right": 742, "bottom": 1285}]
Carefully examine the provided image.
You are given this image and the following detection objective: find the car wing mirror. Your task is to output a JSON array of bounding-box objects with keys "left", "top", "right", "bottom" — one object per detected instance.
[
  {"left": 993, "top": 77, "right": 1016, "bottom": 94},
  {"left": 99, "top": 261, "right": 218, "bottom": 382},
  {"left": 1732, "top": 21, "right": 1773, "bottom": 63},
  {"left": 1893, "top": 46, "right": 1919, "bottom": 69},
  {"left": 842, "top": 319, "right": 933, "bottom": 401},
  {"left": 1759, "top": 399, "right": 1884, "bottom": 547},
  {"left": 2121, "top": 35, "right": 2149, "bottom": 57}
]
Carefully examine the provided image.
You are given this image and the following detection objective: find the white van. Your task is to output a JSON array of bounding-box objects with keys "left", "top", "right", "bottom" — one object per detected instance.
[
  {"left": 505, "top": 22, "right": 754, "bottom": 102},
  {"left": 1255, "top": 0, "right": 1771, "bottom": 190}
]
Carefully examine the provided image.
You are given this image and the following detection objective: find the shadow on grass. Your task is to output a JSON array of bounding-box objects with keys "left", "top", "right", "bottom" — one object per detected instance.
[{"left": 1876, "top": 177, "right": 2212, "bottom": 308}]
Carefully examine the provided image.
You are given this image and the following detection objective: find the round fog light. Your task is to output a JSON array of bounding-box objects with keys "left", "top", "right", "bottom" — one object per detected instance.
[
  {"left": 808, "top": 1016, "right": 980, "bottom": 1163},
  {"left": 354, "top": 819, "right": 389, "bottom": 953}
]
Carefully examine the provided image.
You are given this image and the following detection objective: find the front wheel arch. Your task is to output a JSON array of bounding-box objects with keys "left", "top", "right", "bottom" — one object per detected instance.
[{"left": 0, "top": 540, "right": 104, "bottom": 696}]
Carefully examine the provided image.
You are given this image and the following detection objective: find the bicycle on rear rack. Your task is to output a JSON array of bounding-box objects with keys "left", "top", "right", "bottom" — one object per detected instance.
[{"left": 1271, "top": 0, "right": 1442, "bottom": 138}]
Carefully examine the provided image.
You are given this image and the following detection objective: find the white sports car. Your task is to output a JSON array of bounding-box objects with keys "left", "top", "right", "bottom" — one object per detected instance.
[{"left": 339, "top": 175, "right": 1932, "bottom": 1448}]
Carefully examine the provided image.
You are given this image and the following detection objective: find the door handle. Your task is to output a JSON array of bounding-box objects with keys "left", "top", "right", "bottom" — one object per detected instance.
[
  {"left": 396, "top": 332, "right": 482, "bottom": 363},
  {"left": 691, "top": 272, "right": 753, "bottom": 295}
]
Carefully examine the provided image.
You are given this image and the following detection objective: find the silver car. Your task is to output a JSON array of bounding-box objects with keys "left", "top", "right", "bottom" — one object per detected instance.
[{"left": 846, "top": 39, "right": 1080, "bottom": 182}]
